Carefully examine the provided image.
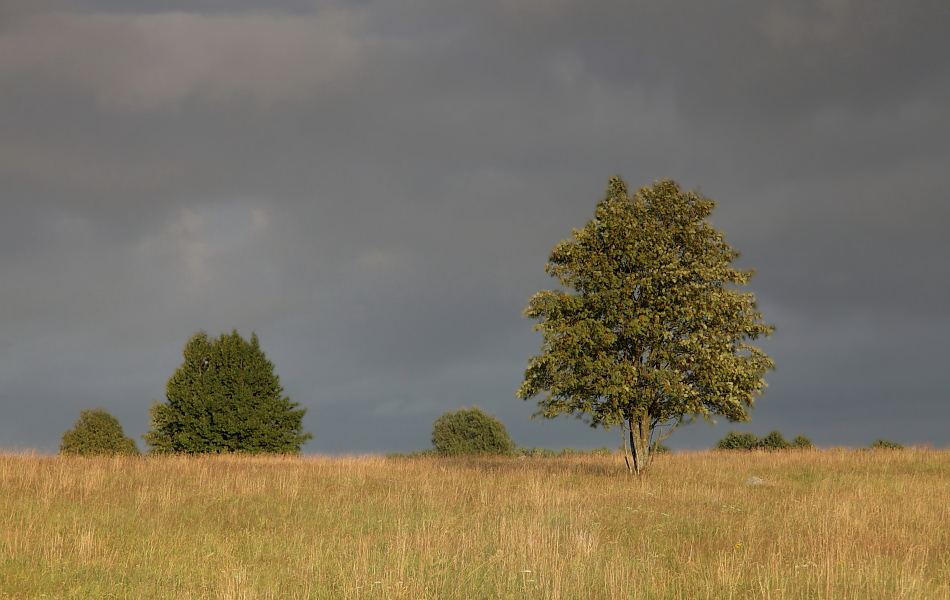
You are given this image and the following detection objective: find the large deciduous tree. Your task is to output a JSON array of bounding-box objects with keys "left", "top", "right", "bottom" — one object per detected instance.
[
  {"left": 144, "top": 330, "right": 312, "bottom": 454},
  {"left": 518, "top": 178, "right": 774, "bottom": 474}
]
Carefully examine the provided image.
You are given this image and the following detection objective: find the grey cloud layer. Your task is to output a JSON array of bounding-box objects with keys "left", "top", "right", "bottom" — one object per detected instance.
[
  {"left": 0, "top": 9, "right": 367, "bottom": 110},
  {"left": 1, "top": 0, "right": 947, "bottom": 453}
]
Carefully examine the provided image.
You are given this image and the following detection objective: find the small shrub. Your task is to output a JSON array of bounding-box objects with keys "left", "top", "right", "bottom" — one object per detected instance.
[
  {"left": 756, "top": 430, "right": 791, "bottom": 451},
  {"left": 60, "top": 409, "right": 140, "bottom": 456},
  {"left": 432, "top": 407, "right": 515, "bottom": 456},
  {"left": 870, "top": 439, "right": 904, "bottom": 451},
  {"left": 590, "top": 447, "right": 614, "bottom": 456},
  {"left": 385, "top": 449, "right": 436, "bottom": 459},
  {"left": 791, "top": 435, "right": 813, "bottom": 449},
  {"left": 516, "top": 447, "right": 557, "bottom": 457},
  {"left": 715, "top": 431, "right": 759, "bottom": 450},
  {"left": 650, "top": 442, "right": 672, "bottom": 455}
]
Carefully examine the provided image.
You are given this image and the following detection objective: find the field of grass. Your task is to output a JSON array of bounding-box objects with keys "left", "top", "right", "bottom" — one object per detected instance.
[{"left": 1, "top": 449, "right": 948, "bottom": 599}]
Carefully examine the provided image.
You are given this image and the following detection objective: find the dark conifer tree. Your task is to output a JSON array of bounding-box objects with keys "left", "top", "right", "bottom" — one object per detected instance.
[{"left": 144, "top": 331, "right": 312, "bottom": 454}]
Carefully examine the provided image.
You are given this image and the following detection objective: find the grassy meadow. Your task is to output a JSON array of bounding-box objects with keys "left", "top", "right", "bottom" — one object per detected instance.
[{"left": 1, "top": 450, "right": 948, "bottom": 599}]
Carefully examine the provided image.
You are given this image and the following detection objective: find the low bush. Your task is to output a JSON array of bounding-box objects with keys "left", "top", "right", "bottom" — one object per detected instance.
[
  {"left": 60, "top": 408, "right": 140, "bottom": 456},
  {"left": 715, "top": 431, "right": 759, "bottom": 450},
  {"left": 791, "top": 435, "right": 813, "bottom": 449},
  {"left": 431, "top": 407, "right": 515, "bottom": 456},
  {"left": 756, "top": 430, "right": 791, "bottom": 451},
  {"left": 516, "top": 447, "right": 557, "bottom": 457},
  {"left": 716, "top": 431, "right": 815, "bottom": 451},
  {"left": 870, "top": 439, "right": 904, "bottom": 451},
  {"left": 385, "top": 449, "right": 437, "bottom": 459}
]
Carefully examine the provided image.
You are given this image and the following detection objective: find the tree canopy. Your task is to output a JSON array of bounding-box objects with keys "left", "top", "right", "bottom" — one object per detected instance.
[
  {"left": 431, "top": 407, "right": 516, "bottom": 456},
  {"left": 144, "top": 330, "right": 312, "bottom": 454},
  {"left": 518, "top": 177, "right": 774, "bottom": 473},
  {"left": 60, "top": 408, "right": 140, "bottom": 456}
]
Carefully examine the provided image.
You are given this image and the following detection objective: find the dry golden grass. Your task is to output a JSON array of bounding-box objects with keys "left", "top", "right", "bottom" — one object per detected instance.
[{"left": 1, "top": 450, "right": 948, "bottom": 599}]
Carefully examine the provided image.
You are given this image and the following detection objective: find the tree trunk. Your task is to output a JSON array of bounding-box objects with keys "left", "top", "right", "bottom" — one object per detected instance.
[{"left": 627, "top": 414, "right": 652, "bottom": 475}]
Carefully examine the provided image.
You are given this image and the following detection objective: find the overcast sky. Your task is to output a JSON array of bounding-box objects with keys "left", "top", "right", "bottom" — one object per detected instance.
[{"left": 1, "top": 0, "right": 947, "bottom": 454}]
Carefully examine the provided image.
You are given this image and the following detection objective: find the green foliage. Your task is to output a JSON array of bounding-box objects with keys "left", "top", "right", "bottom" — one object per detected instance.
[
  {"left": 650, "top": 442, "right": 672, "bottom": 455},
  {"left": 519, "top": 178, "right": 774, "bottom": 473},
  {"left": 792, "top": 435, "right": 813, "bottom": 449},
  {"left": 514, "top": 446, "right": 615, "bottom": 457},
  {"left": 60, "top": 409, "right": 140, "bottom": 456},
  {"left": 144, "top": 330, "right": 312, "bottom": 454},
  {"left": 715, "top": 431, "right": 759, "bottom": 450},
  {"left": 716, "top": 431, "right": 812, "bottom": 451},
  {"left": 386, "top": 449, "right": 437, "bottom": 459},
  {"left": 870, "top": 439, "right": 904, "bottom": 451},
  {"left": 756, "top": 430, "right": 791, "bottom": 450},
  {"left": 517, "top": 446, "right": 558, "bottom": 457},
  {"left": 431, "top": 407, "right": 516, "bottom": 456}
]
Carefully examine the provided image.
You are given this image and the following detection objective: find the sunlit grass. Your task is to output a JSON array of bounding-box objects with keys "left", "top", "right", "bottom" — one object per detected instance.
[{"left": 1, "top": 450, "right": 948, "bottom": 599}]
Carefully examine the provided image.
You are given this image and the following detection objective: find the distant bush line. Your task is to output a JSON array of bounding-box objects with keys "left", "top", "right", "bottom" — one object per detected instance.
[
  {"left": 715, "top": 431, "right": 908, "bottom": 452},
  {"left": 387, "top": 446, "right": 616, "bottom": 459},
  {"left": 386, "top": 443, "right": 673, "bottom": 459},
  {"left": 715, "top": 430, "right": 812, "bottom": 451}
]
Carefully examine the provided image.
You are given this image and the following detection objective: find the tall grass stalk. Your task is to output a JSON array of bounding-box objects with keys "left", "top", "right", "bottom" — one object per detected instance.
[{"left": 1, "top": 450, "right": 948, "bottom": 599}]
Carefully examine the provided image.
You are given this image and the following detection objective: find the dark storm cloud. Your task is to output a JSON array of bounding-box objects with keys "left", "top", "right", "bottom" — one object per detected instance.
[{"left": 1, "top": 0, "right": 947, "bottom": 453}]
